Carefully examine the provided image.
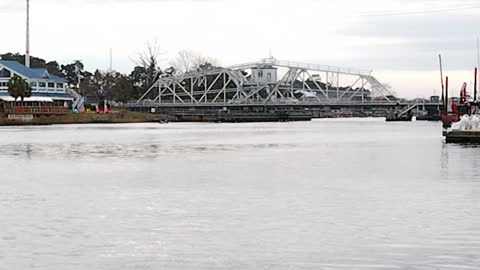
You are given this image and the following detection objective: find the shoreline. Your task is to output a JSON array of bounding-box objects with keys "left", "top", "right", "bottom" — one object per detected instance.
[
  {"left": 0, "top": 111, "right": 172, "bottom": 127},
  {"left": 0, "top": 110, "right": 314, "bottom": 126},
  {"left": 0, "top": 112, "right": 437, "bottom": 127}
]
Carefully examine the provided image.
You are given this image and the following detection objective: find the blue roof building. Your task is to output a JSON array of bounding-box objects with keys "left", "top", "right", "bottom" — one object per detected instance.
[{"left": 0, "top": 60, "right": 74, "bottom": 101}]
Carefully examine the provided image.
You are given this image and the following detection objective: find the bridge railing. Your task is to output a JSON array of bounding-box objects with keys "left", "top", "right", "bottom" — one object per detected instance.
[
  {"left": 126, "top": 99, "right": 441, "bottom": 108},
  {"left": 228, "top": 58, "right": 372, "bottom": 76}
]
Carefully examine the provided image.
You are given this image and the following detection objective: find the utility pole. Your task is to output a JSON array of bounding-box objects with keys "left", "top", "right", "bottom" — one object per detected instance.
[
  {"left": 74, "top": 61, "right": 82, "bottom": 92},
  {"left": 477, "top": 37, "right": 479, "bottom": 100},
  {"left": 26, "top": 0, "right": 30, "bottom": 68},
  {"left": 109, "top": 48, "right": 113, "bottom": 72},
  {"left": 439, "top": 54, "right": 444, "bottom": 109}
]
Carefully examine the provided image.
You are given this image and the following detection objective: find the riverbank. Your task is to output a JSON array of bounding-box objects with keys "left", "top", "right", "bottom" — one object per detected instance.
[
  {"left": 0, "top": 111, "right": 173, "bottom": 126},
  {"left": 0, "top": 110, "right": 314, "bottom": 126}
]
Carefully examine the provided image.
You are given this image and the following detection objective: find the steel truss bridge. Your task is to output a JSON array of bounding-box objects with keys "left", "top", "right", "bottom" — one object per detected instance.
[{"left": 131, "top": 58, "right": 440, "bottom": 114}]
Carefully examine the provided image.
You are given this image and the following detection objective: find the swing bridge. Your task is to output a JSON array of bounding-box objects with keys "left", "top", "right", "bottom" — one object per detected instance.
[{"left": 128, "top": 58, "right": 440, "bottom": 116}]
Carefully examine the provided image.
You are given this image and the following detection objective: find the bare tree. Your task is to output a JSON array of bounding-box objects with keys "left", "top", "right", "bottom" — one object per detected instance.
[
  {"left": 171, "top": 50, "right": 220, "bottom": 74},
  {"left": 171, "top": 50, "right": 195, "bottom": 74},
  {"left": 193, "top": 55, "right": 220, "bottom": 72},
  {"left": 131, "top": 40, "right": 164, "bottom": 89}
]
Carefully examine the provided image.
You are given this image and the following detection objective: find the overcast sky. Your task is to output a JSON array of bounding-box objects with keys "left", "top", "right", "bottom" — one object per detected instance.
[{"left": 1, "top": 0, "right": 480, "bottom": 98}]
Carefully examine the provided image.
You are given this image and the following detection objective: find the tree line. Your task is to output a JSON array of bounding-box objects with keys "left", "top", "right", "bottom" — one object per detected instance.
[{"left": 1, "top": 48, "right": 220, "bottom": 103}]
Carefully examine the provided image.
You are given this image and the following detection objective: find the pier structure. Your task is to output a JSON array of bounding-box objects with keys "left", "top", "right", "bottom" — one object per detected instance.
[{"left": 130, "top": 58, "right": 440, "bottom": 120}]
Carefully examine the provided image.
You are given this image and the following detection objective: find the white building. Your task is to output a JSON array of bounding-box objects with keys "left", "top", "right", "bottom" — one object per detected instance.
[
  {"left": 0, "top": 60, "right": 73, "bottom": 102},
  {"left": 251, "top": 65, "right": 278, "bottom": 85}
]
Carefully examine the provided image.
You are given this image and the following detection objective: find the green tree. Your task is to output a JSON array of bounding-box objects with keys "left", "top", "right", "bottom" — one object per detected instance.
[
  {"left": 132, "top": 41, "right": 163, "bottom": 97},
  {"left": 108, "top": 73, "right": 135, "bottom": 102},
  {"left": 45, "top": 61, "right": 62, "bottom": 77},
  {"left": 79, "top": 73, "right": 98, "bottom": 97},
  {"left": 0, "top": 53, "right": 46, "bottom": 68},
  {"left": 1, "top": 53, "right": 63, "bottom": 77},
  {"left": 130, "top": 66, "right": 147, "bottom": 88},
  {"left": 60, "top": 60, "right": 92, "bottom": 89},
  {"left": 129, "top": 66, "right": 149, "bottom": 100},
  {"left": 8, "top": 75, "right": 32, "bottom": 102}
]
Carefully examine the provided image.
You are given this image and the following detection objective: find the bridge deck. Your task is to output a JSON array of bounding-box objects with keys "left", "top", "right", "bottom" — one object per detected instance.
[{"left": 128, "top": 101, "right": 442, "bottom": 109}]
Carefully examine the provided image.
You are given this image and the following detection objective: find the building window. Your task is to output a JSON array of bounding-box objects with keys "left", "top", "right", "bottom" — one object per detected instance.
[
  {"left": 48, "top": 82, "right": 55, "bottom": 88},
  {"left": 39, "top": 82, "right": 46, "bottom": 88},
  {"left": 267, "top": 73, "right": 272, "bottom": 81},
  {"left": 258, "top": 71, "right": 263, "bottom": 78},
  {"left": 31, "top": 82, "right": 37, "bottom": 87},
  {"left": 57, "top": 83, "right": 64, "bottom": 89},
  {"left": 0, "top": 69, "right": 11, "bottom": 78}
]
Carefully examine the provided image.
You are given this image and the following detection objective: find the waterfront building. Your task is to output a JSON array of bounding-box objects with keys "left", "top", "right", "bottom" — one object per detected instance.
[
  {"left": 0, "top": 60, "right": 74, "bottom": 104},
  {"left": 0, "top": 60, "right": 75, "bottom": 115}
]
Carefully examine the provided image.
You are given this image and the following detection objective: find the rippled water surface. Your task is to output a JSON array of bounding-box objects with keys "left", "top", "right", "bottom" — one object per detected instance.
[{"left": 1, "top": 119, "right": 480, "bottom": 269}]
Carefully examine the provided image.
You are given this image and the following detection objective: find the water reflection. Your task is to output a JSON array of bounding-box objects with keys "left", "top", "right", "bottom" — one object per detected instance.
[
  {"left": 441, "top": 143, "right": 480, "bottom": 181},
  {"left": 0, "top": 143, "right": 295, "bottom": 160},
  {"left": 1, "top": 121, "right": 480, "bottom": 270}
]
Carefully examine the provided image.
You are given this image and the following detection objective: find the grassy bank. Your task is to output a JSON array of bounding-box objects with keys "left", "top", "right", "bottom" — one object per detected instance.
[{"left": 0, "top": 111, "right": 173, "bottom": 126}]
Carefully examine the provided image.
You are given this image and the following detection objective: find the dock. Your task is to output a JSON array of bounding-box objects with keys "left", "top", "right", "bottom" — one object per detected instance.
[
  {"left": 444, "top": 130, "right": 480, "bottom": 143},
  {"left": 172, "top": 110, "right": 313, "bottom": 123}
]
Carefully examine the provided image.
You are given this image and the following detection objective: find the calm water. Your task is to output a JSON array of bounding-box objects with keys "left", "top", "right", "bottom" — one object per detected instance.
[{"left": 1, "top": 119, "right": 480, "bottom": 270}]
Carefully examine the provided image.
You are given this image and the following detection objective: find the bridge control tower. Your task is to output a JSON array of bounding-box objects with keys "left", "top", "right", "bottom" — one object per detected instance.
[{"left": 251, "top": 64, "right": 278, "bottom": 85}]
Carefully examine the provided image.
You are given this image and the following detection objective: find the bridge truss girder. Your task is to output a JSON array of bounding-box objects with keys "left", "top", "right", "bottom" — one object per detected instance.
[{"left": 137, "top": 58, "right": 396, "bottom": 107}]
